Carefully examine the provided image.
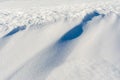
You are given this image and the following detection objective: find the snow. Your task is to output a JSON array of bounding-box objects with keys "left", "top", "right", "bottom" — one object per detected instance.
[{"left": 0, "top": 0, "right": 120, "bottom": 80}]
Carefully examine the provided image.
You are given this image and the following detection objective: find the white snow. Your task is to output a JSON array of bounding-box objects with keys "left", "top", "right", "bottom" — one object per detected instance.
[{"left": 0, "top": 0, "right": 120, "bottom": 80}]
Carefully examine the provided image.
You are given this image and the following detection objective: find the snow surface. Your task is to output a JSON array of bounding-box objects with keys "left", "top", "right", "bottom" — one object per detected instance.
[{"left": 0, "top": 0, "right": 120, "bottom": 80}]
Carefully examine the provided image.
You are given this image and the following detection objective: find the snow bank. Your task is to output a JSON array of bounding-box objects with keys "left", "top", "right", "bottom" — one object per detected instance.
[{"left": 0, "top": 0, "right": 120, "bottom": 80}]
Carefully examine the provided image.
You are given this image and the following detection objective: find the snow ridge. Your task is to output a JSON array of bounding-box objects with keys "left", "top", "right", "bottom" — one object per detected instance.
[
  {"left": 0, "top": 1, "right": 120, "bottom": 38},
  {"left": 0, "top": 1, "right": 120, "bottom": 80}
]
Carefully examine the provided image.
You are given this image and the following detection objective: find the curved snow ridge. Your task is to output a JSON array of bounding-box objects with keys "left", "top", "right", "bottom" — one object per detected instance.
[
  {"left": 2, "top": 12, "right": 120, "bottom": 80},
  {"left": 46, "top": 12, "right": 120, "bottom": 80},
  {"left": 0, "top": 1, "right": 120, "bottom": 37}
]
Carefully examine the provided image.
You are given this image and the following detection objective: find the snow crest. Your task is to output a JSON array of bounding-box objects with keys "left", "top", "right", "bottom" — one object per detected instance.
[{"left": 0, "top": 1, "right": 120, "bottom": 80}]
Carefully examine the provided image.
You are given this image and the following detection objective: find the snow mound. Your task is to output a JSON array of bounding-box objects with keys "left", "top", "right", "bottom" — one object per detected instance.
[{"left": 0, "top": 1, "right": 120, "bottom": 80}]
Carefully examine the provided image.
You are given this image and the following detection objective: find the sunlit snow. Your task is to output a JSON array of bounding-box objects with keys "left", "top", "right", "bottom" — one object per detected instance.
[{"left": 0, "top": 0, "right": 120, "bottom": 80}]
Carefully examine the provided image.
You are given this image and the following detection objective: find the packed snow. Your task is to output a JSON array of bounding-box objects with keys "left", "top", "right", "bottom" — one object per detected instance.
[{"left": 0, "top": 0, "right": 120, "bottom": 80}]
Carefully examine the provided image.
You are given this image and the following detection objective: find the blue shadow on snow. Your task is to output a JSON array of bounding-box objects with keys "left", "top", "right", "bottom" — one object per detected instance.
[
  {"left": 59, "top": 11, "right": 100, "bottom": 42},
  {"left": 4, "top": 25, "right": 26, "bottom": 38}
]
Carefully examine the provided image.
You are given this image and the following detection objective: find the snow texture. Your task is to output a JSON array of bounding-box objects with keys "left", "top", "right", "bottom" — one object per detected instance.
[{"left": 0, "top": 0, "right": 120, "bottom": 80}]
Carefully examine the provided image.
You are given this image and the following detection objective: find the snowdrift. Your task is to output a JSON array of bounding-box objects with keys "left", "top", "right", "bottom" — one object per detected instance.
[{"left": 0, "top": 1, "right": 120, "bottom": 80}]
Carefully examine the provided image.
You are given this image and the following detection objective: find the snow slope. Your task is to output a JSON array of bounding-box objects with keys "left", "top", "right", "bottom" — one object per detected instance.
[{"left": 0, "top": 0, "right": 120, "bottom": 80}]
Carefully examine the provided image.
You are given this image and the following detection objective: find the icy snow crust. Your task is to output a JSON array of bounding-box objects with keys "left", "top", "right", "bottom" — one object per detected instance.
[{"left": 0, "top": 1, "right": 120, "bottom": 80}]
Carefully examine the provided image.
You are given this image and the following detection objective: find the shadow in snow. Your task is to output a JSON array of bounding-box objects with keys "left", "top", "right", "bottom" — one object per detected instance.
[
  {"left": 7, "top": 42, "right": 74, "bottom": 80},
  {"left": 1, "top": 25, "right": 26, "bottom": 51},
  {"left": 3, "top": 25, "right": 26, "bottom": 38},
  {"left": 7, "top": 11, "right": 101, "bottom": 80},
  {"left": 59, "top": 11, "right": 100, "bottom": 42}
]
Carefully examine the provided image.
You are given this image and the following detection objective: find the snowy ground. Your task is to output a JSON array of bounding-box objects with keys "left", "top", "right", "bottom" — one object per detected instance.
[{"left": 0, "top": 0, "right": 120, "bottom": 80}]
